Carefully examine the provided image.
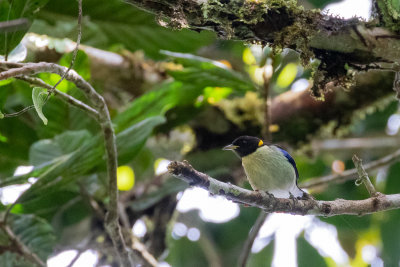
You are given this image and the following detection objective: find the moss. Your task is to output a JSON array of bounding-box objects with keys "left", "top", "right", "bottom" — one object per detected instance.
[
  {"left": 273, "top": 9, "right": 320, "bottom": 65},
  {"left": 376, "top": 0, "right": 400, "bottom": 32},
  {"left": 198, "top": 0, "right": 304, "bottom": 39},
  {"left": 228, "top": 186, "right": 242, "bottom": 196}
]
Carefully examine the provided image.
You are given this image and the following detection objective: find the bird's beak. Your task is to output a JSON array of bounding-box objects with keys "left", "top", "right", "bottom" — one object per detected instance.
[{"left": 223, "top": 144, "right": 238, "bottom": 151}]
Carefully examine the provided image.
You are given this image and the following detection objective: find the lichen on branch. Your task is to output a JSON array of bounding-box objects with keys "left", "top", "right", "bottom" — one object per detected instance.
[{"left": 168, "top": 160, "right": 400, "bottom": 217}]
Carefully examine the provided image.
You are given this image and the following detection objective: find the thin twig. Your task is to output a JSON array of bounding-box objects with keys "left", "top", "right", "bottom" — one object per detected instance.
[
  {"left": 0, "top": 61, "right": 134, "bottom": 266},
  {"left": 0, "top": 18, "right": 29, "bottom": 33},
  {"left": 3, "top": 106, "right": 34, "bottom": 117},
  {"left": 131, "top": 237, "right": 159, "bottom": 267},
  {"left": 261, "top": 60, "right": 272, "bottom": 141},
  {"left": 168, "top": 160, "right": 400, "bottom": 216},
  {"left": 45, "top": 0, "right": 82, "bottom": 98},
  {"left": 2, "top": 76, "right": 98, "bottom": 226},
  {"left": 238, "top": 212, "right": 268, "bottom": 267},
  {"left": 79, "top": 183, "right": 105, "bottom": 219},
  {"left": 66, "top": 249, "right": 84, "bottom": 267},
  {"left": 300, "top": 148, "right": 400, "bottom": 189},
  {"left": 16, "top": 76, "right": 99, "bottom": 118},
  {"left": 0, "top": 224, "right": 45, "bottom": 267},
  {"left": 0, "top": 0, "right": 82, "bottom": 118},
  {"left": 352, "top": 155, "right": 379, "bottom": 197}
]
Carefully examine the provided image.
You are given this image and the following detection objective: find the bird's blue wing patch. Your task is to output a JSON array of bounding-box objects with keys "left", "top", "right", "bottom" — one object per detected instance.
[{"left": 276, "top": 147, "right": 299, "bottom": 179}]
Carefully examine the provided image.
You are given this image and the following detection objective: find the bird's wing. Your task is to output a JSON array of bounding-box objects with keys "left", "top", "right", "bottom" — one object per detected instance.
[{"left": 274, "top": 146, "right": 299, "bottom": 180}]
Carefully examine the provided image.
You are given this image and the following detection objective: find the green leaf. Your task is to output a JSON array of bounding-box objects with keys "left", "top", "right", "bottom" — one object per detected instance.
[
  {"left": 247, "top": 241, "right": 274, "bottom": 267},
  {"left": 117, "top": 116, "right": 166, "bottom": 164},
  {"left": 29, "top": 130, "right": 91, "bottom": 166},
  {"left": 0, "top": 252, "right": 32, "bottom": 267},
  {"left": 380, "top": 163, "right": 400, "bottom": 265},
  {"left": 31, "top": 0, "right": 215, "bottom": 59},
  {"left": 129, "top": 178, "right": 187, "bottom": 211},
  {"left": 59, "top": 50, "right": 90, "bottom": 81},
  {"left": 276, "top": 63, "right": 298, "bottom": 88},
  {"left": 9, "top": 214, "right": 56, "bottom": 261},
  {"left": 0, "top": 110, "right": 3, "bottom": 119},
  {"left": 114, "top": 81, "right": 203, "bottom": 132},
  {"left": 5, "top": 116, "right": 165, "bottom": 203},
  {"left": 0, "top": 0, "right": 49, "bottom": 57},
  {"left": 297, "top": 236, "right": 327, "bottom": 267},
  {"left": 32, "top": 87, "right": 48, "bottom": 125},
  {"left": 38, "top": 50, "right": 91, "bottom": 92},
  {"left": 162, "top": 51, "right": 254, "bottom": 92}
]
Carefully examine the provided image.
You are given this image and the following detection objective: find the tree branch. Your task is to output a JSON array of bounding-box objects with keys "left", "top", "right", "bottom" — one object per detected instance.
[
  {"left": 238, "top": 211, "right": 267, "bottom": 267},
  {"left": 0, "top": 61, "right": 133, "bottom": 266},
  {"left": 168, "top": 160, "right": 400, "bottom": 216},
  {"left": 127, "top": 0, "right": 400, "bottom": 67},
  {"left": 15, "top": 75, "right": 99, "bottom": 119},
  {"left": 301, "top": 147, "right": 400, "bottom": 189},
  {"left": 23, "top": 33, "right": 164, "bottom": 96}
]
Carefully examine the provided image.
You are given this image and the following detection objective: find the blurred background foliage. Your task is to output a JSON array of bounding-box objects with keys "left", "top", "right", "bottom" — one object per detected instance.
[{"left": 0, "top": 0, "right": 399, "bottom": 266}]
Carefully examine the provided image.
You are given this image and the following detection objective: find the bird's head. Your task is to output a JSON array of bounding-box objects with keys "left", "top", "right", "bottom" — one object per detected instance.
[{"left": 223, "top": 136, "right": 264, "bottom": 157}]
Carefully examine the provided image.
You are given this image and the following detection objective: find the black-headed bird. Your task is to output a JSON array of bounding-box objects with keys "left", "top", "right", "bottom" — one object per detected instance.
[{"left": 223, "top": 136, "right": 305, "bottom": 198}]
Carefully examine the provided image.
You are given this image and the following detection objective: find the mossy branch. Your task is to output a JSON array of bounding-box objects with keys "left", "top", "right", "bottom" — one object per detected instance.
[{"left": 127, "top": 0, "right": 400, "bottom": 68}]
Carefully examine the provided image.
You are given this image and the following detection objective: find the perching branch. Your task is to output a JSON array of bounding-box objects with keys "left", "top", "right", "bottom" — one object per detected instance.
[
  {"left": 301, "top": 147, "right": 400, "bottom": 189},
  {"left": 0, "top": 61, "right": 134, "bottom": 267},
  {"left": 168, "top": 160, "right": 400, "bottom": 216}
]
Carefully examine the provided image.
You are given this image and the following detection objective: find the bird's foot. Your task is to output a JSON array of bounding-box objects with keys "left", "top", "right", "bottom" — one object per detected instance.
[
  {"left": 289, "top": 192, "right": 299, "bottom": 209},
  {"left": 300, "top": 192, "right": 315, "bottom": 201},
  {"left": 263, "top": 191, "right": 275, "bottom": 198}
]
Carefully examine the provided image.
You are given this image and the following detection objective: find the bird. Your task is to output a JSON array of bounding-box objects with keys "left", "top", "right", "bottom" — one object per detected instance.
[{"left": 223, "top": 135, "right": 305, "bottom": 199}]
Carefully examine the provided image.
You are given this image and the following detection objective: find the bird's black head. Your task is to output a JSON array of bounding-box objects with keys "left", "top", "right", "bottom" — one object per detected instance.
[{"left": 223, "top": 136, "right": 264, "bottom": 157}]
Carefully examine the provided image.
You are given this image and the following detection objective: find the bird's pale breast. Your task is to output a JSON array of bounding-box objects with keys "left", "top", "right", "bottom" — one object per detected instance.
[{"left": 241, "top": 146, "right": 298, "bottom": 198}]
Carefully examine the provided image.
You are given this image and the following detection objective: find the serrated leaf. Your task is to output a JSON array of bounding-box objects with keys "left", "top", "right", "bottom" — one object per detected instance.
[{"left": 32, "top": 87, "right": 48, "bottom": 125}]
